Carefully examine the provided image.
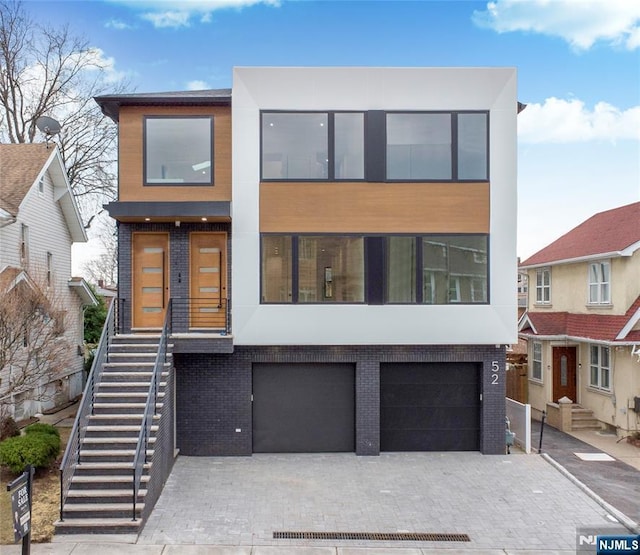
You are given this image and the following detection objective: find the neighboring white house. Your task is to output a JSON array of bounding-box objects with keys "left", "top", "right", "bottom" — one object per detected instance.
[
  {"left": 518, "top": 202, "right": 640, "bottom": 438},
  {"left": 0, "top": 143, "right": 97, "bottom": 420}
]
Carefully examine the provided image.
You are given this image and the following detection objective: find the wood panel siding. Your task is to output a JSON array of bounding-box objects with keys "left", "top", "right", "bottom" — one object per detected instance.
[
  {"left": 118, "top": 105, "right": 231, "bottom": 202},
  {"left": 260, "top": 182, "right": 490, "bottom": 233}
]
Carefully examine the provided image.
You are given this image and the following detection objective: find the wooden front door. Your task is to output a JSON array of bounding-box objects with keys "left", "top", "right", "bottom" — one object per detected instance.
[
  {"left": 552, "top": 346, "right": 577, "bottom": 403},
  {"left": 132, "top": 233, "right": 169, "bottom": 329},
  {"left": 189, "top": 232, "right": 227, "bottom": 329}
]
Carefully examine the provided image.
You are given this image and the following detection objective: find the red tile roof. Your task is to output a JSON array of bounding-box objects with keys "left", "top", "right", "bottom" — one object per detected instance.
[
  {"left": 520, "top": 295, "right": 640, "bottom": 343},
  {"left": 521, "top": 202, "right": 640, "bottom": 267}
]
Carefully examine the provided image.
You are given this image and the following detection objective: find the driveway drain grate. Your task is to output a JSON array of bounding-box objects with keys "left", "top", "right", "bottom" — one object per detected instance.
[{"left": 273, "top": 531, "right": 470, "bottom": 542}]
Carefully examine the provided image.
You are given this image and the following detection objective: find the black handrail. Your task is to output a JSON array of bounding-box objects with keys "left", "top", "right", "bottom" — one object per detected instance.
[
  {"left": 170, "top": 297, "right": 228, "bottom": 334},
  {"left": 131, "top": 299, "right": 171, "bottom": 520},
  {"left": 59, "top": 298, "right": 119, "bottom": 522}
]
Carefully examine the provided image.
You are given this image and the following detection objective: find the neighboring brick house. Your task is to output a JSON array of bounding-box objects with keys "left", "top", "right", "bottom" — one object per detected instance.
[
  {"left": 96, "top": 67, "right": 519, "bottom": 456},
  {"left": 518, "top": 202, "right": 640, "bottom": 437},
  {"left": 0, "top": 143, "right": 97, "bottom": 420}
]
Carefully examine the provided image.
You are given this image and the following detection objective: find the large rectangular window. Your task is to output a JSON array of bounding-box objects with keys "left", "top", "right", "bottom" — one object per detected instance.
[
  {"left": 387, "top": 113, "right": 452, "bottom": 180},
  {"left": 261, "top": 234, "right": 488, "bottom": 305},
  {"left": 590, "top": 345, "right": 610, "bottom": 390},
  {"left": 261, "top": 110, "right": 488, "bottom": 182},
  {"left": 588, "top": 261, "right": 610, "bottom": 304},
  {"left": 145, "top": 116, "right": 213, "bottom": 185},
  {"left": 422, "top": 236, "right": 488, "bottom": 304},
  {"left": 298, "top": 236, "right": 365, "bottom": 302}
]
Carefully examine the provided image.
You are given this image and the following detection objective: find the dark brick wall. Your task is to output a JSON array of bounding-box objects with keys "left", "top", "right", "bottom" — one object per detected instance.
[
  {"left": 174, "top": 344, "right": 506, "bottom": 457},
  {"left": 117, "top": 222, "right": 231, "bottom": 333}
]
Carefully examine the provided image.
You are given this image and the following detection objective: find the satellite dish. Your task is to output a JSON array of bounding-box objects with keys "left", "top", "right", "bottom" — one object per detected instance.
[{"left": 36, "top": 116, "right": 62, "bottom": 137}]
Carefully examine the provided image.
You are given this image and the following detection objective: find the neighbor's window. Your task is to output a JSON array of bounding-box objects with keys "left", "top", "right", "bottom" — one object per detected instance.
[
  {"left": 535, "top": 268, "right": 551, "bottom": 304},
  {"left": 532, "top": 342, "right": 542, "bottom": 381},
  {"left": 590, "top": 345, "right": 611, "bottom": 390},
  {"left": 298, "top": 236, "right": 365, "bottom": 302},
  {"left": 145, "top": 116, "right": 213, "bottom": 185},
  {"left": 46, "top": 252, "right": 53, "bottom": 287},
  {"left": 20, "top": 224, "right": 29, "bottom": 266},
  {"left": 261, "top": 236, "right": 292, "bottom": 303},
  {"left": 588, "top": 261, "right": 610, "bottom": 304}
]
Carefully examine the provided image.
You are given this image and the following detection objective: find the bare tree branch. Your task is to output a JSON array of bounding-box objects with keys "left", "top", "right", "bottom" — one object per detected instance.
[{"left": 0, "top": 0, "right": 128, "bottom": 227}]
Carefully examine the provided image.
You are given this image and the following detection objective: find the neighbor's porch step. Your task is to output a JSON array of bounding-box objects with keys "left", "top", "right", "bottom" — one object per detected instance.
[{"left": 55, "top": 517, "right": 141, "bottom": 535}]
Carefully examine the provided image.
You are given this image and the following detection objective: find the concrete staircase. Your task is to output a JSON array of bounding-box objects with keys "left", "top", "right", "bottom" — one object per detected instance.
[
  {"left": 571, "top": 405, "right": 601, "bottom": 431},
  {"left": 55, "top": 335, "right": 170, "bottom": 535}
]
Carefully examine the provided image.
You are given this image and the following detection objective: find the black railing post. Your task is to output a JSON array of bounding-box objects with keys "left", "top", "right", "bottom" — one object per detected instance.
[
  {"left": 538, "top": 410, "right": 546, "bottom": 453},
  {"left": 132, "top": 468, "right": 137, "bottom": 521},
  {"left": 59, "top": 469, "right": 64, "bottom": 522}
]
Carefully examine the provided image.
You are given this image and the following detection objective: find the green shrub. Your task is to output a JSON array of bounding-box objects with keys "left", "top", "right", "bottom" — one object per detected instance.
[
  {"left": 25, "top": 423, "right": 60, "bottom": 438},
  {"left": 0, "top": 416, "right": 20, "bottom": 441},
  {"left": 0, "top": 431, "right": 61, "bottom": 474}
]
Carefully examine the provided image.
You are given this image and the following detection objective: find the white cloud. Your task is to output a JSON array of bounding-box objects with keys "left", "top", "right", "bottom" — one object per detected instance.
[
  {"left": 186, "top": 80, "right": 212, "bottom": 90},
  {"left": 109, "top": 0, "right": 281, "bottom": 29},
  {"left": 473, "top": 0, "right": 640, "bottom": 51},
  {"left": 105, "top": 18, "right": 135, "bottom": 30},
  {"left": 518, "top": 97, "right": 640, "bottom": 143},
  {"left": 141, "top": 10, "right": 191, "bottom": 28}
]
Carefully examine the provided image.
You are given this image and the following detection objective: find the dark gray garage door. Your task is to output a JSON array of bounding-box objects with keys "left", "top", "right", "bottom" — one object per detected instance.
[
  {"left": 380, "top": 362, "right": 480, "bottom": 451},
  {"left": 253, "top": 363, "right": 355, "bottom": 453}
]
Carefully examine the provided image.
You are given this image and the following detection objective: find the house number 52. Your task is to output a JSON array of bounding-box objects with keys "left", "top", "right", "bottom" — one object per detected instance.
[{"left": 491, "top": 361, "right": 500, "bottom": 385}]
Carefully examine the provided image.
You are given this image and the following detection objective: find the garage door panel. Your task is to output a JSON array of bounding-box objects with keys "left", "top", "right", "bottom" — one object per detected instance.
[
  {"left": 381, "top": 383, "right": 478, "bottom": 406},
  {"left": 253, "top": 363, "right": 355, "bottom": 453},
  {"left": 381, "top": 407, "right": 479, "bottom": 429},
  {"left": 380, "top": 362, "right": 480, "bottom": 452},
  {"left": 381, "top": 428, "right": 479, "bottom": 451}
]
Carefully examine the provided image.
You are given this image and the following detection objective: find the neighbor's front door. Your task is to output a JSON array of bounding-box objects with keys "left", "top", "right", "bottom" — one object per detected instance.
[
  {"left": 552, "top": 346, "right": 577, "bottom": 403},
  {"left": 189, "top": 232, "right": 227, "bottom": 329},
  {"left": 132, "top": 233, "right": 169, "bottom": 329}
]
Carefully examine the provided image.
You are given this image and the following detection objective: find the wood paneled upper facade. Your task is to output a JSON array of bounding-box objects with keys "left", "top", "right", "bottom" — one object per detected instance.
[{"left": 95, "top": 89, "right": 232, "bottom": 222}]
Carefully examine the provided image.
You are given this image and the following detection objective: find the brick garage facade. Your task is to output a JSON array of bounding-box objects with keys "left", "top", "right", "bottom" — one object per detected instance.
[{"left": 175, "top": 344, "right": 506, "bottom": 457}]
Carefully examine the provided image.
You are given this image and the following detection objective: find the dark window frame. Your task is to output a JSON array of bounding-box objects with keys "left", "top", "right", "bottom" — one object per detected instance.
[
  {"left": 385, "top": 110, "right": 489, "bottom": 182},
  {"left": 260, "top": 111, "right": 367, "bottom": 183},
  {"left": 143, "top": 115, "right": 215, "bottom": 187},
  {"left": 260, "top": 233, "right": 490, "bottom": 305},
  {"left": 260, "top": 110, "right": 489, "bottom": 183}
]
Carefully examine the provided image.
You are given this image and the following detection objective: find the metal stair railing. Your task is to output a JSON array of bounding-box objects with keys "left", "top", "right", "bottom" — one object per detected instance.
[
  {"left": 59, "top": 298, "right": 119, "bottom": 522},
  {"left": 131, "top": 299, "right": 171, "bottom": 521}
]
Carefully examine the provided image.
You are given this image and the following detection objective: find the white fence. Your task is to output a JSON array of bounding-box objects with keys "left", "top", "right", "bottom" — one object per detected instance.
[{"left": 506, "top": 397, "right": 531, "bottom": 454}]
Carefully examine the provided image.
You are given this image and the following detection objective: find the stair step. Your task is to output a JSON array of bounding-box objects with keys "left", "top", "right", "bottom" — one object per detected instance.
[
  {"left": 95, "top": 392, "right": 165, "bottom": 399},
  {"left": 55, "top": 517, "right": 141, "bottom": 534},
  {"left": 70, "top": 475, "right": 149, "bottom": 489},
  {"left": 101, "top": 371, "right": 168, "bottom": 382},
  {"left": 66, "top": 489, "right": 147, "bottom": 503},
  {"left": 79, "top": 449, "right": 154, "bottom": 458},
  {"left": 99, "top": 381, "right": 166, "bottom": 388},
  {"left": 59, "top": 503, "right": 144, "bottom": 518},
  {"left": 83, "top": 437, "right": 156, "bottom": 445},
  {"left": 72, "top": 461, "right": 150, "bottom": 476}
]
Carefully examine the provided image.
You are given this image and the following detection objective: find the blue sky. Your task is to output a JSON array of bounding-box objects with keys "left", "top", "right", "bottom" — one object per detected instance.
[{"left": 27, "top": 0, "right": 639, "bottom": 264}]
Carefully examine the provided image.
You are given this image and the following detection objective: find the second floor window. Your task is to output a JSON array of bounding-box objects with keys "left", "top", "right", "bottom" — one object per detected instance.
[
  {"left": 535, "top": 268, "right": 551, "bottom": 304},
  {"left": 588, "top": 261, "right": 610, "bottom": 304},
  {"left": 261, "top": 112, "right": 365, "bottom": 180},
  {"left": 144, "top": 116, "right": 213, "bottom": 185}
]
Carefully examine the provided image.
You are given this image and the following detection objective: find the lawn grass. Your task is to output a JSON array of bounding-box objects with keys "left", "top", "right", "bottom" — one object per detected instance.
[{"left": 1, "top": 426, "right": 71, "bottom": 544}]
